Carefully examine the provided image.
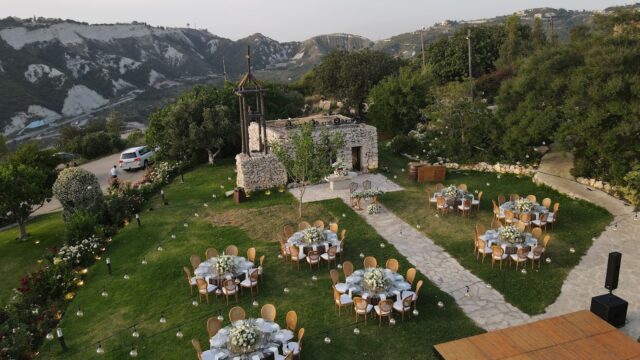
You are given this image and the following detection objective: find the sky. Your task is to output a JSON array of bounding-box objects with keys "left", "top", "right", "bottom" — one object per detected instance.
[{"left": 2, "top": 0, "right": 631, "bottom": 41}]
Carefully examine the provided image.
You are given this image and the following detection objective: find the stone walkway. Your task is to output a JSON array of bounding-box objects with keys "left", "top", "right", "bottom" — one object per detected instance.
[
  {"left": 289, "top": 173, "right": 404, "bottom": 204},
  {"left": 532, "top": 149, "right": 640, "bottom": 340}
]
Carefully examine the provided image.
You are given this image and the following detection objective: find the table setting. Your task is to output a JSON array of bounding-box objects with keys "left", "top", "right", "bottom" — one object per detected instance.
[
  {"left": 208, "top": 318, "right": 294, "bottom": 360},
  {"left": 195, "top": 254, "right": 255, "bottom": 284},
  {"left": 286, "top": 227, "right": 339, "bottom": 255},
  {"left": 479, "top": 225, "right": 538, "bottom": 250},
  {"left": 344, "top": 267, "right": 412, "bottom": 305},
  {"left": 499, "top": 198, "right": 548, "bottom": 219},
  {"left": 435, "top": 184, "right": 475, "bottom": 205}
]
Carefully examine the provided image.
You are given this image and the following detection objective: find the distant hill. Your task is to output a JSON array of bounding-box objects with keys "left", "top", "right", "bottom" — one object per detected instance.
[{"left": 1, "top": 3, "right": 638, "bottom": 135}]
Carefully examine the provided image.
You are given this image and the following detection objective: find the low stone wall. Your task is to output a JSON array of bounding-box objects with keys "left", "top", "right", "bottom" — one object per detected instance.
[{"left": 235, "top": 153, "right": 287, "bottom": 192}]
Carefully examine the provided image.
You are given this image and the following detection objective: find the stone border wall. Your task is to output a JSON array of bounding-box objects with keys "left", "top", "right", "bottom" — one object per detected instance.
[{"left": 236, "top": 153, "right": 287, "bottom": 192}]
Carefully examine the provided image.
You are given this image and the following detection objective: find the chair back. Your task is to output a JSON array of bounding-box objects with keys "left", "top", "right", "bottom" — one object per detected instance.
[
  {"left": 261, "top": 304, "right": 276, "bottom": 322},
  {"left": 183, "top": 266, "right": 192, "bottom": 282},
  {"left": 531, "top": 227, "right": 542, "bottom": 240},
  {"left": 326, "top": 246, "right": 337, "bottom": 258},
  {"left": 192, "top": 338, "right": 203, "bottom": 357},
  {"left": 279, "top": 242, "right": 288, "bottom": 257},
  {"left": 229, "top": 306, "right": 246, "bottom": 322},
  {"left": 520, "top": 213, "right": 531, "bottom": 223},
  {"left": 517, "top": 247, "right": 530, "bottom": 260},
  {"left": 223, "top": 279, "right": 236, "bottom": 293},
  {"left": 329, "top": 223, "right": 339, "bottom": 233},
  {"left": 526, "top": 194, "right": 537, "bottom": 203},
  {"left": 492, "top": 245, "right": 504, "bottom": 258},
  {"left": 190, "top": 255, "right": 201, "bottom": 271},
  {"left": 286, "top": 310, "right": 297, "bottom": 332},
  {"left": 475, "top": 223, "right": 486, "bottom": 238},
  {"left": 259, "top": 255, "right": 265, "bottom": 268},
  {"left": 297, "top": 328, "right": 305, "bottom": 350},
  {"left": 491, "top": 218, "right": 503, "bottom": 230},
  {"left": 196, "top": 278, "right": 209, "bottom": 293},
  {"left": 406, "top": 268, "right": 416, "bottom": 286},
  {"left": 298, "top": 221, "right": 311, "bottom": 230},
  {"left": 307, "top": 250, "right": 320, "bottom": 263},
  {"left": 532, "top": 246, "right": 544, "bottom": 257},
  {"left": 415, "top": 280, "right": 424, "bottom": 298},
  {"left": 363, "top": 180, "right": 372, "bottom": 190},
  {"left": 353, "top": 297, "right": 369, "bottom": 313},
  {"left": 498, "top": 195, "right": 506, "bottom": 205},
  {"left": 283, "top": 225, "right": 294, "bottom": 238},
  {"left": 329, "top": 269, "right": 340, "bottom": 285},
  {"left": 516, "top": 221, "right": 526, "bottom": 233},
  {"left": 462, "top": 199, "right": 472, "bottom": 208},
  {"left": 378, "top": 299, "right": 393, "bottom": 314},
  {"left": 402, "top": 295, "right": 413, "bottom": 309},
  {"left": 478, "top": 239, "right": 487, "bottom": 250},
  {"left": 553, "top": 202, "right": 560, "bottom": 212},
  {"left": 207, "top": 317, "right": 221, "bottom": 337},
  {"left": 458, "top": 183, "right": 468, "bottom": 192},
  {"left": 504, "top": 209, "right": 514, "bottom": 221},
  {"left": 426, "top": 189, "right": 433, "bottom": 201},
  {"left": 314, "top": 220, "right": 325, "bottom": 229},
  {"left": 436, "top": 196, "right": 446, "bottom": 208},
  {"left": 343, "top": 261, "right": 354, "bottom": 277},
  {"left": 539, "top": 212, "right": 548, "bottom": 223},
  {"left": 224, "top": 245, "right": 238, "bottom": 256},
  {"left": 542, "top": 235, "right": 551, "bottom": 248},
  {"left": 510, "top": 193, "right": 520, "bottom": 201},
  {"left": 363, "top": 256, "right": 377, "bottom": 268},
  {"left": 435, "top": 183, "right": 445, "bottom": 191},
  {"left": 290, "top": 245, "right": 301, "bottom": 259},
  {"left": 249, "top": 268, "right": 259, "bottom": 283},
  {"left": 332, "top": 285, "right": 343, "bottom": 303},
  {"left": 385, "top": 258, "right": 399, "bottom": 273},
  {"left": 340, "top": 229, "right": 347, "bottom": 241},
  {"left": 542, "top": 198, "right": 552, "bottom": 209},
  {"left": 205, "top": 248, "right": 218, "bottom": 259},
  {"left": 476, "top": 191, "right": 483, "bottom": 201},
  {"left": 349, "top": 182, "right": 359, "bottom": 193},
  {"left": 247, "top": 247, "right": 256, "bottom": 263}
]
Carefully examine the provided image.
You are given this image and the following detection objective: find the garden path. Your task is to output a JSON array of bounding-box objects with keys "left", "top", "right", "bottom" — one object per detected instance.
[{"left": 532, "top": 148, "right": 640, "bottom": 340}]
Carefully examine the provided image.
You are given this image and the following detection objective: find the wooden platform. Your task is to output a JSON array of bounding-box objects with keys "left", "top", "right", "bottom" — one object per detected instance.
[{"left": 435, "top": 311, "right": 640, "bottom": 360}]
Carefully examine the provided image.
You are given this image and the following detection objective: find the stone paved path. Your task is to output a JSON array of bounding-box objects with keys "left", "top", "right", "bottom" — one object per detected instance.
[{"left": 533, "top": 149, "right": 640, "bottom": 340}]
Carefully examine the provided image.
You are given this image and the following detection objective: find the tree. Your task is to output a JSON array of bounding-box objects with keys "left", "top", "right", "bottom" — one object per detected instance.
[
  {"left": 427, "top": 25, "right": 505, "bottom": 83},
  {"left": 497, "top": 15, "right": 532, "bottom": 68},
  {"left": 272, "top": 123, "right": 343, "bottom": 217},
  {"left": 367, "top": 66, "right": 434, "bottom": 135},
  {"left": 0, "top": 143, "right": 57, "bottom": 240},
  {"left": 106, "top": 111, "right": 124, "bottom": 136},
  {"left": 309, "top": 49, "right": 403, "bottom": 115},
  {"left": 52, "top": 167, "right": 103, "bottom": 221},
  {"left": 0, "top": 135, "right": 7, "bottom": 158},
  {"left": 191, "top": 105, "right": 233, "bottom": 164},
  {"left": 531, "top": 17, "right": 547, "bottom": 50}
]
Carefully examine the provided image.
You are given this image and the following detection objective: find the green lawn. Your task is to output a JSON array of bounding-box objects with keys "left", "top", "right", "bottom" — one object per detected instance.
[
  {"left": 0, "top": 212, "right": 65, "bottom": 305},
  {"left": 378, "top": 150, "right": 613, "bottom": 315},
  {"left": 38, "top": 163, "right": 482, "bottom": 359}
]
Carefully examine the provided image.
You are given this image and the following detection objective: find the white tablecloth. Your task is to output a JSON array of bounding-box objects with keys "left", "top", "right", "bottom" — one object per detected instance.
[
  {"left": 209, "top": 318, "right": 294, "bottom": 359},
  {"left": 195, "top": 256, "right": 255, "bottom": 281},
  {"left": 479, "top": 229, "right": 538, "bottom": 250},
  {"left": 499, "top": 201, "right": 548, "bottom": 219},
  {"left": 345, "top": 268, "right": 411, "bottom": 300},
  {"left": 286, "top": 229, "right": 339, "bottom": 253}
]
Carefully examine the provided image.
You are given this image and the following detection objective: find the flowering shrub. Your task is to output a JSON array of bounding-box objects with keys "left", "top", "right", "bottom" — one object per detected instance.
[
  {"left": 302, "top": 227, "right": 325, "bottom": 244},
  {"left": 56, "top": 235, "right": 103, "bottom": 266},
  {"left": 146, "top": 161, "right": 182, "bottom": 185},
  {"left": 52, "top": 167, "right": 103, "bottom": 220}
]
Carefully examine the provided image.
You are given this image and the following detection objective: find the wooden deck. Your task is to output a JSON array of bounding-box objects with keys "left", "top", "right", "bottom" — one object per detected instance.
[{"left": 435, "top": 311, "right": 640, "bottom": 359}]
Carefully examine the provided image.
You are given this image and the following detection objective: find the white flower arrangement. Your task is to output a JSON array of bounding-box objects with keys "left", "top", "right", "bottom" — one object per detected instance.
[
  {"left": 514, "top": 198, "right": 534, "bottom": 213},
  {"left": 228, "top": 321, "right": 260, "bottom": 353},
  {"left": 498, "top": 225, "right": 523, "bottom": 244},
  {"left": 331, "top": 161, "right": 350, "bottom": 176},
  {"left": 363, "top": 267, "right": 388, "bottom": 290},
  {"left": 442, "top": 185, "right": 459, "bottom": 198},
  {"left": 353, "top": 189, "right": 385, "bottom": 199},
  {"left": 302, "top": 227, "right": 325, "bottom": 244},
  {"left": 367, "top": 203, "right": 381, "bottom": 215},
  {"left": 57, "top": 235, "right": 102, "bottom": 265},
  {"left": 215, "top": 255, "right": 235, "bottom": 274}
]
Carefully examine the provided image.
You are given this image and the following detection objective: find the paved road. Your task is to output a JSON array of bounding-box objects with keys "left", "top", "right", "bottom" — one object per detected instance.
[{"left": 34, "top": 152, "right": 145, "bottom": 215}]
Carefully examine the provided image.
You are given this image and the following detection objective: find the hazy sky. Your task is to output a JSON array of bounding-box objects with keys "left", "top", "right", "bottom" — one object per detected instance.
[{"left": 2, "top": 0, "right": 630, "bottom": 41}]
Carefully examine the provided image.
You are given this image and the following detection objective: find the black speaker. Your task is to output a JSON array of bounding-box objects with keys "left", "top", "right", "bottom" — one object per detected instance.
[
  {"left": 604, "top": 252, "right": 622, "bottom": 291},
  {"left": 591, "top": 294, "right": 628, "bottom": 327}
]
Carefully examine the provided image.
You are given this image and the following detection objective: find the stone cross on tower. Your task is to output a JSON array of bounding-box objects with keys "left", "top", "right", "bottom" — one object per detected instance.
[{"left": 235, "top": 46, "right": 268, "bottom": 155}]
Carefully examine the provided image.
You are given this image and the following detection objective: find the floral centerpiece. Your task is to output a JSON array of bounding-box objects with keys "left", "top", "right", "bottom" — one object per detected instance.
[
  {"left": 367, "top": 203, "right": 381, "bottom": 215},
  {"left": 302, "top": 226, "right": 325, "bottom": 244},
  {"left": 442, "top": 185, "right": 459, "bottom": 198},
  {"left": 228, "top": 320, "right": 261, "bottom": 354},
  {"left": 331, "top": 160, "right": 350, "bottom": 177},
  {"left": 514, "top": 198, "right": 534, "bottom": 213},
  {"left": 215, "top": 254, "right": 235, "bottom": 274},
  {"left": 363, "top": 267, "right": 389, "bottom": 291},
  {"left": 498, "top": 225, "right": 523, "bottom": 244}
]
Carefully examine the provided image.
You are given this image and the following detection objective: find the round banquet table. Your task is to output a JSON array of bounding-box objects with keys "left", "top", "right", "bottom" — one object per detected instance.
[
  {"left": 344, "top": 268, "right": 412, "bottom": 305},
  {"left": 286, "top": 229, "right": 339, "bottom": 255},
  {"left": 478, "top": 229, "right": 538, "bottom": 250},
  {"left": 208, "top": 318, "right": 294, "bottom": 360},
  {"left": 499, "top": 201, "right": 548, "bottom": 219},
  {"left": 194, "top": 256, "right": 255, "bottom": 284}
]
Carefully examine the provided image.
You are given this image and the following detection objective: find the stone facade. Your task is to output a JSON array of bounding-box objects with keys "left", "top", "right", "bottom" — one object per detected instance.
[
  {"left": 248, "top": 115, "right": 379, "bottom": 173},
  {"left": 235, "top": 153, "right": 287, "bottom": 192}
]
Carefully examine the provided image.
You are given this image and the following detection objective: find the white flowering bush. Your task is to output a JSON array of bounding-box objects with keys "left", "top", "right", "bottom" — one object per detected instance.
[
  {"left": 442, "top": 185, "right": 459, "bottom": 198},
  {"left": 363, "top": 267, "right": 388, "bottom": 290},
  {"left": 302, "top": 227, "right": 325, "bottom": 244},
  {"left": 215, "top": 255, "right": 235, "bottom": 274},
  {"left": 498, "top": 225, "right": 523, "bottom": 244},
  {"left": 331, "top": 160, "right": 350, "bottom": 176},
  {"left": 228, "top": 321, "right": 260, "bottom": 353},
  {"left": 367, "top": 203, "right": 381, "bottom": 215},
  {"left": 52, "top": 167, "right": 103, "bottom": 219},
  {"left": 55, "top": 235, "right": 103, "bottom": 266},
  {"left": 147, "top": 161, "right": 182, "bottom": 185},
  {"left": 514, "top": 198, "right": 534, "bottom": 213}
]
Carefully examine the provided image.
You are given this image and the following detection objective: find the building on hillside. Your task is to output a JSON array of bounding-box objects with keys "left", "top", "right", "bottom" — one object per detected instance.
[{"left": 248, "top": 115, "right": 378, "bottom": 173}]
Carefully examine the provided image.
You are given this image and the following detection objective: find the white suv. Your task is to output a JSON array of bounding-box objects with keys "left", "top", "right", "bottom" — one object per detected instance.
[{"left": 119, "top": 146, "right": 154, "bottom": 170}]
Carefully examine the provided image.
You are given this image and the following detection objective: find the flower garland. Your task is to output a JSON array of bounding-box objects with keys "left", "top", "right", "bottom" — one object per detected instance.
[
  {"left": 363, "top": 267, "right": 388, "bottom": 290},
  {"left": 302, "top": 227, "right": 325, "bottom": 244},
  {"left": 215, "top": 255, "right": 235, "bottom": 274},
  {"left": 228, "top": 320, "right": 260, "bottom": 353},
  {"left": 498, "top": 225, "right": 523, "bottom": 244},
  {"left": 514, "top": 198, "right": 534, "bottom": 213}
]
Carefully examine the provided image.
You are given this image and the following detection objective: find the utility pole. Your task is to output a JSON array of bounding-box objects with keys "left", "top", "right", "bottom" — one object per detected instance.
[
  {"left": 420, "top": 29, "right": 426, "bottom": 73},
  {"left": 466, "top": 29, "right": 474, "bottom": 100},
  {"left": 222, "top": 56, "right": 228, "bottom": 82},
  {"left": 550, "top": 15, "right": 558, "bottom": 45}
]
